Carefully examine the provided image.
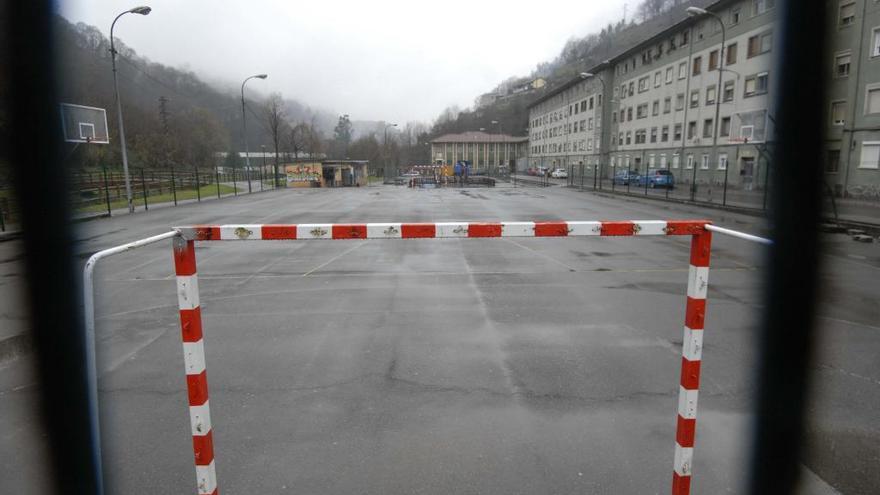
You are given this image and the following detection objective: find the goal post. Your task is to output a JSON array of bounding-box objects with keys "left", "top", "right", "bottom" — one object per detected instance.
[{"left": 171, "top": 220, "right": 712, "bottom": 495}]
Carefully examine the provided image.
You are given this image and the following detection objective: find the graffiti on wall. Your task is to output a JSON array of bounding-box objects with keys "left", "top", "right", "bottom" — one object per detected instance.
[{"left": 285, "top": 163, "right": 322, "bottom": 183}]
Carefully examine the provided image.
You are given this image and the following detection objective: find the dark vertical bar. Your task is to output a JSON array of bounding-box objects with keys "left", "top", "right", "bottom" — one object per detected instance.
[
  {"left": 169, "top": 166, "right": 176, "bottom": 205},
  {"left": 140, "top": 168, "right": 148, "bottom": 211},
  {"left": 594, "top": 162, "right": 598, "bottom": 190},
  {"left": 194, "top": 167, "right": 201, "bottom": 202},
  {"left": 232, "top": 166, "right": 238, "bottom": 195},
  {"left": 5, "top": 1, "right": 104, "bottom": 492},
  {"left": 763, "top": 158, "right": 771, "bottom": 210},
  {"left": 748, "top": 1, "right": 826, "bottom": 494},
  {"left": 102, "top": 165, "right": 111, "bottom": 216},
  {"left": 0, "top": 200, "right": 6, "bottom": 232},
  {"left": 215, "top": 166, "right": 221, "bottom": 199}
]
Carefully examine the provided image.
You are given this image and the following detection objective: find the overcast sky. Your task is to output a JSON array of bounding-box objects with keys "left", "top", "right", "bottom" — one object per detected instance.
[{"left": 57, "top": 0, "right": 630, "bottom": 124}]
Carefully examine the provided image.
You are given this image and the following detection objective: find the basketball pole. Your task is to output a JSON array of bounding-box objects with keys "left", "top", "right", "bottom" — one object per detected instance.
[{"left": 110, "top": 7, "right": 151, "bottom": 214}]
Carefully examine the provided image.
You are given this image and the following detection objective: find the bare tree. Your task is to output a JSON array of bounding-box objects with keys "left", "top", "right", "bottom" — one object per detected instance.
[{"left": 265, "top": 93, "right": 288, "bottom": 186}]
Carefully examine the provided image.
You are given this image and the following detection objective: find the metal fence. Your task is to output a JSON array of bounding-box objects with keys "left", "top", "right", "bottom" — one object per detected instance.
[
  {"left": 566, "top": 162, "right": 774, "bottom": 212},
  {"left": 0, "top": 166, "right": 284, "bottom": 231}
]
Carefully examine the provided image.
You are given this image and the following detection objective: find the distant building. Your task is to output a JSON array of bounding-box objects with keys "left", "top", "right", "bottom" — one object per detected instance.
[
  {"left": 527, "top": 0, "right": 880, "bottom": 196},
  {"left": 430, "top": 131, "right": 528, "bottom": 172}
]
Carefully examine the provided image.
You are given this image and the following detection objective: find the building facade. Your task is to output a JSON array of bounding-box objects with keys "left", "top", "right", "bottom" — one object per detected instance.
[
  {"left": 430, "top": 132, "right": 529, "bottom": 173},
  {"left": 528, "top": 0, "right": 880, "bottom": 196}
]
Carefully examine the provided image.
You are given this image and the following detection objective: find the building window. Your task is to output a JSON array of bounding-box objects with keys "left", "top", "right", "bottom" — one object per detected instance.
[
  {"left": 693, "top": 56, "right": 702, "bottom": 75},
  {"left": 720, "top": 117, "right": 731, "bottom": 137},
  {"left": 673, "top": 154, "right": 681, "bottom": 169},
  {"left": 588, "top": 118, "right": 594, "bottom": 130},
  {"left": 690, "top": 90, "right": 700, "bottom": 108},
  {"left": 589, "top": 96, "right": 595, "bottom": 109},
  {"left": 744, "top": 72, "right": 770, "bottom": 97},
  {"left": 628, "top": 107, "right": 634, "bottom": 121},
  {"left": 839, "top": 1, "right": 856, "bottom": 27},
  {"left": 701, "top": 154, "right": 710, "bottom": 169},
  {"left": 753, "top": 0, "right": 775, "bottom": 15},
  {"left": 741, "top": 125, "right": 755, "bottom": 141},
  {"left": 655, "top": 71, "right": 663, "bottom": 87},
  {"left": 831, "top": 100, "right": 846, "bottom": 126},
  {"left": 873, "top": 28, "right": 880, "bottom": 57},
  {"left": 639, "top": 76, "right": 650, "bottom": 92},
  {"left": 679, "top": 61, "right": 688, "bottom": 79},
  {"left": 661, "top": 125, "right": 670, "bottom": 142},
  {"left": 635, "top": 130, "right": 647, "bottom": 144},
  {"left": 664, "top": 97, "right": 672, "bottom": 114},
  {"left": 629, "top": 82, "right": 635, "bottom": 95},
  {"left": 703, "top": 118, "right": 714, "bottom": 138},
  {"left": 637, "top": 104, "right": 648, "bottom": 119},
  {"left": 676, "top": 93, "right": 685, "bottom": 111},
  {"left": 686, "top": 154, "right": 695, "bottom": 169},
  {"left": 652, "top": 100, "right": 660, "bottom": 116},
  {"left": 859, "top": 142, "right": 880, "bottom": 169},
  {"left": 706, "top": 85, "right": 717, "bottom": 105},
  {"left": 727, "top": 43, "right": 738, "bottom": 65},
  {"left": 827, "top": 150, "right": 841, "bottom": 173},
  {"left": 674, "top": 123, "right": 683, "bottom": 141},
  {"left": 666, "top": 66, "right": 674, "bottom": 83},
  {"left": 682, "top": 30, "right": 690, "bottom": 46},
  {"left": 709, "top": 50, "right": 719, "bottom": 71},
  {"left": 626, "top": 132, "right": 632, "bottom": 145},
  {"left": 688, "top": 121, "right": 697, "bottom": 139},
  {"left": 748, "top": 32, "right": 773, "bottom": 58},
  {"left": 650, "top": 127, "right": 658, "bottom": 143},
  {"left": 649, "top": 154, "right": 656, "bottom": 168},
  {"left": 723, "top": 80, "right": 735, "bottom": 102},
  {"left": 619, "top": 132, "right": 624, "bottom": 144},
  {"left": 731, "top": 7, "right": 741, "bottom": 25},
  {"left": 835, "top": 52, "right": 852, "bottom": 78},
  {"left": 718, "top": 153, "right": 728, "bottom": 170},
  {"left": 866, "top": 86, "right": 880, "bottom": 114}
]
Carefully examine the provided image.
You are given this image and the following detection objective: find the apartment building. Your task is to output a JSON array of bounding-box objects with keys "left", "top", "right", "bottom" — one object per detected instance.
[
  {"left": 528, "top": 0, "right": 880, "bottom": 195},
  {"left": 826, "top": 0, "right": 880, "bottom": 197},
  {"left": 528, "top": 73, "right": 608, "bottom": 170}
]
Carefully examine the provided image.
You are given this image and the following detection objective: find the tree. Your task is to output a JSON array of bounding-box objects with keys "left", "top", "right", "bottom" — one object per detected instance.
[
  {"left": 333, "top": 114, "right": 353, "bottom": 158},
  {"left": 265, "top": 93, "right": 288, "bottom": 186}
]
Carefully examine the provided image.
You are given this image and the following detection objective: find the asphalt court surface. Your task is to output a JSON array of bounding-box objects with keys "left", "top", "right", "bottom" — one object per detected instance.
[{"left": 2, "top": 184, "right": 875, "bottom": 494}]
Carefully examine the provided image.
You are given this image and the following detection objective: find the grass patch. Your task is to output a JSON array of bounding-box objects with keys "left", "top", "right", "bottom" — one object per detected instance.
[{"left": 77, "top": 184, "right": 238, "bottom": 213}]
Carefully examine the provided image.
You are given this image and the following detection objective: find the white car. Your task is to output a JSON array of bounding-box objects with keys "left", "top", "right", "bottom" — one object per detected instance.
[{"left": 551, "top": 168, "right": 568, "bottom": 179}]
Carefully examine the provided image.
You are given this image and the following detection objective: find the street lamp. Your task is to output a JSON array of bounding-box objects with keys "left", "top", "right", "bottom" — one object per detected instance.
[
  {"left": 581, "top": 71, "right": 609, "bottom": 188},
  {"left": 384, "top": 123, "right": 397, "bottom": 181},
  {"left": 688, "top": 6, "right": 726, "bottom": 201},
  {"left": 110, "top": 5, "right": 151, "bottom": 213},
  {"left": 491, "top": 120, "right": 503, "bottom": 179},
  {"left": 241, "top": 74, "right": 268, "bottom": 192}
]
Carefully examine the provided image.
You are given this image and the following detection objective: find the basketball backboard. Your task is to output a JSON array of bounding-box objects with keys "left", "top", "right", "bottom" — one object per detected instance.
[{"left": 60, "top": 103, "right": 109, "bottom": 144}]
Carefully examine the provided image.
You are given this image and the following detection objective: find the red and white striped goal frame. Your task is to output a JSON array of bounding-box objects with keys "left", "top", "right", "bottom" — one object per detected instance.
[{"left": 171, "top": 219, "right": 712, "bottom": 495}]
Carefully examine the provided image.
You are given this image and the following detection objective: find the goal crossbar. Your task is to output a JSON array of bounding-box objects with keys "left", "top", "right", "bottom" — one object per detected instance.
[{"left": 171, "top": 219, "right": 713, "bottom": 495}]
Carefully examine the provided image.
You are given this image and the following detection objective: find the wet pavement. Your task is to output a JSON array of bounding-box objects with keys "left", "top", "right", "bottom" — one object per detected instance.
[{"left": 2, "top": 184, "right": 875, "bottom": 493}]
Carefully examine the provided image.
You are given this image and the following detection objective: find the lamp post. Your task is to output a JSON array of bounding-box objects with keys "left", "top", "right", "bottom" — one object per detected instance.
[
  {"left": 384, "top": 123, "right": 397, "bottom": 181},
  {"left": 491, "top": 120, "right": 503, "bottom": 179},
  {"left": 688, "top": 6, "right": 726, "bottom": 201},
  {"left": 580, "top": 72, "right": 608, "bottom": 188},
  {"left": 241, "top": 74, "right": 268, "bottom": 194},
  {"left": 110, "top": 6, "right": 151, "bottom": 213}
]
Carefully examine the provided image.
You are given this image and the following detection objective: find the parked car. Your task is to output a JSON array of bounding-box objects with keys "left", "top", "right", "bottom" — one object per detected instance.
[
  {"left": 551, "top": 168, "right": 568, "bottom": 179},
  {"left": 637, "top": 170, "right": 676, "bottom": 189},
  {"left": 537, "top": 166, "right": 550, "bottom": 177},
  {"left": 612, "top": 170, "right": 641, "bottom": 185},
  {"left": 526, "top": 167, "right": 538, "bottom": 176}
]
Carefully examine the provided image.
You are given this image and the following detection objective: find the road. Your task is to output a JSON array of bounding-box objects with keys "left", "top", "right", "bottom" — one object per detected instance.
[{"left": 1, "top": 184, "right": 876, "bottom": 494}]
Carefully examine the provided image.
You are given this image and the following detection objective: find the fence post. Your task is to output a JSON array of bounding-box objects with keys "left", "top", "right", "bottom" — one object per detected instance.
[
  {"left": 195, "top": 167, "right": 201, "bottom": 202},
  {"left": 215, "top": 166, "right": 221, "bottom": 199},
  {"left": 102, "top": 165, "right": 112, "bottom": 216},
  {"left": 140, "top": 169, "right": 148, "bottom": 211},
  {"left": 171, "top": 166, "right": 178, "bottom": 206},
  {"left": 246, "top": 166, "right": 252, "bottom": 194},
  {"left": 259, "top": 166, "right": 264, "bottom": 192},
  {"left": 671, "top": 228, "right": 712, "bottom": 495},
  {"left": 232, "top": 167, "right": 237, "bottom": 196}
]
